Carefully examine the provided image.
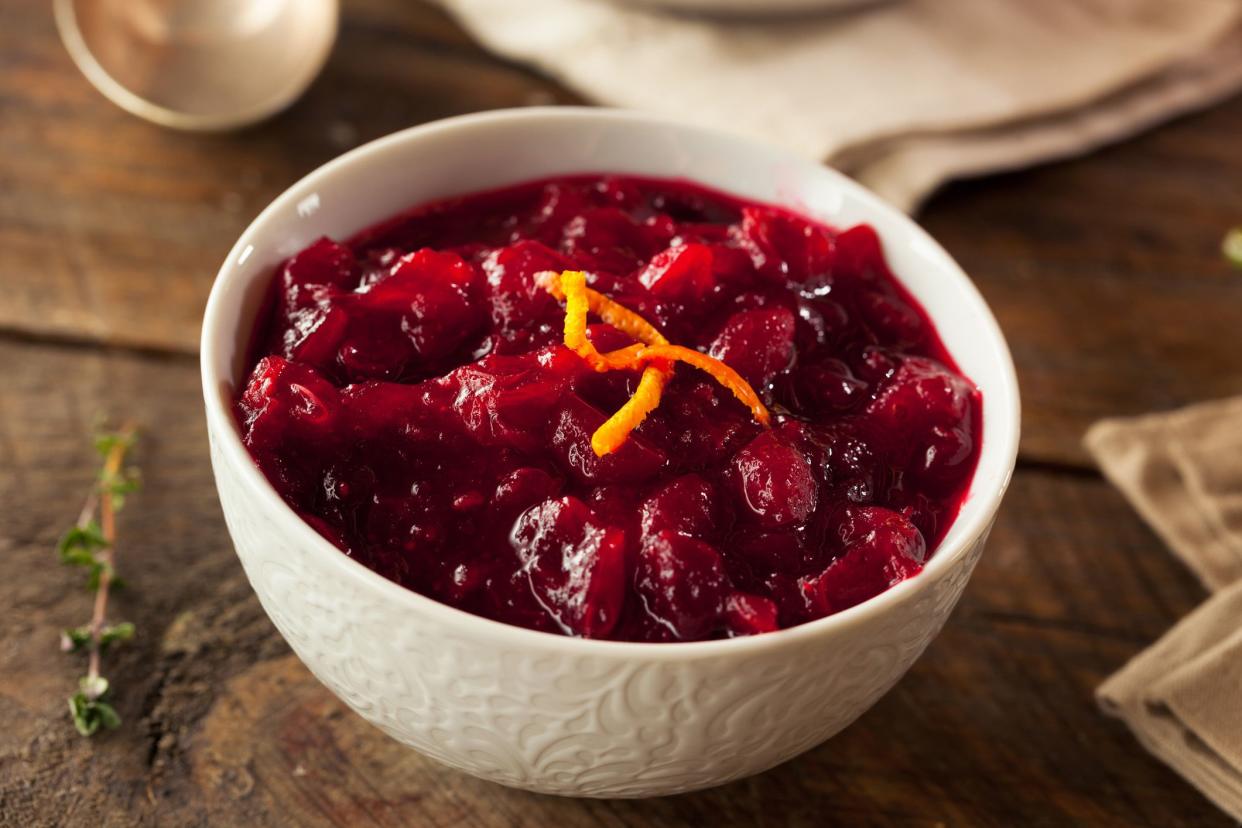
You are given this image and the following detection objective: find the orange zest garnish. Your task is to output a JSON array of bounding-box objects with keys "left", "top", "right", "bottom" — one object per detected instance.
[
  {"left": 550, "top": 270, "right": 660, "bottom": 372},
  {"left": 591, "top": 362, "right": 671, "bottom": 456},
  {"left": 539, "top": 270, "right": 770, "bottom": 456},
  {"left": 543, "top": 270, "right": 669, "bottom": 348},
  {"left": 631, "top": 344, "right": 771, "bottom": 428}
]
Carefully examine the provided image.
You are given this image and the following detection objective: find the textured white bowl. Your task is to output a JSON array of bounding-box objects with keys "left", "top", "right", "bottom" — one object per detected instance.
[{"left": 202, "top": 107, "right": 1019, "bottom": 798}]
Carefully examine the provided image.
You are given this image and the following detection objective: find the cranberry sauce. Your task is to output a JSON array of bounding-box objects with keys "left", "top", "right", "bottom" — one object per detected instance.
[{"left": 236, "top": 175, "right": 981, "bottom": 642}]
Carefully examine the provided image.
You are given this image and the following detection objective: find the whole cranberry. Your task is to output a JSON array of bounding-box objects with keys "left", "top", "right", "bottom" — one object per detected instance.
[
  {"left": 832, "top": 225, "right": 888, "bottom": 286},
  {"left": 510, "top": 497, "right": 628, "bottom": 638},
  {"left": 800, "top": 505, "right": 925, "bottom": 617},
  {"left": 727, "top": 430, "right": 818, "bottom": 528},
  {"left": 360, "top": 248, "right": 484, "bottom": 362},
  {"left": 240, "top": 357, "right": 342, "bottom": 469},
  {"left": 480, "top": 240, "right": 565, "bottom": 332},
  {"left": 493, "top": 467, "right": 562, "bottom": 516},
  {"left": 724, "top": 592, "right": 781, "bottom": 637},
  {"left": 280, "top": 237, "right": 359, "bottom": 310},
  {"left": 709, "top": 306, "right": 796, "bottom": 388},
  {"left": 635, "top": 530, "right": 729, "bottom": 640},
  {"left": 735, "top": 206, "right": 834, "bottom": 284},
  {"left": 639, "top": 474, "right": 719, "bottom": 541},
  {"left": 550, "top": 394, "right": 667, "bottom": 485},
  {"left": 864, "top": 355, "right": 978, "bottom": 475},
  {"left": 858, "top": 289, "right": 926, "bottom": 348},
  {"left": 638, "top": 243, "right": 715, "bottom": 302},
  {"left": 417, "top": 347, "right": 587, "bottom": 451},
  {"left": 869, "top": 357, "right": 974, "bottom": 430},
  {"left": 787, "top": 358, "right": 868, "bottom": 415},
  {"left": 918, "top": 423, "right": 976, "bottom": 488},
  {"left": 834, "top": 504, "right": 927, "bottom": 563}
]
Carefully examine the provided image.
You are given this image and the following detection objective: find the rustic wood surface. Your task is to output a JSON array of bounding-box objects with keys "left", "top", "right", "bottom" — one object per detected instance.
[{"left": 2, "top": 1, "right": 1240, "bottom": 825}]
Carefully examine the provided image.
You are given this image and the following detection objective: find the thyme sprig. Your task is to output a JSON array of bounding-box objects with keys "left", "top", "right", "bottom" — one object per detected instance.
[{"left": 57, "top": 424, "right": 140, "bottom": 736}]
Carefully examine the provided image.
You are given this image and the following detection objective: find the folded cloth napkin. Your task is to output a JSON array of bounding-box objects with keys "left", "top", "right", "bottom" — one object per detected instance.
[
  {"left": 436, "top": 0, "right": 1242, "bottom": 212},
  {"left": 1087, "top": 395, "right": 1242, "bottom": 821}
]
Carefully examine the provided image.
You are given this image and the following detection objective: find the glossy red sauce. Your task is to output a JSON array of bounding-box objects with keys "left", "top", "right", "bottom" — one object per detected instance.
[{"left": 236, "top": 175, "right": 981, "bottom": 641}]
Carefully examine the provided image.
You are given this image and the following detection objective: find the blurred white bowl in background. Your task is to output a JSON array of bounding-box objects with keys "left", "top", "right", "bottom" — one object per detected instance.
[{"left": 54, "top": 0, "right": 337, "bottom": 131}]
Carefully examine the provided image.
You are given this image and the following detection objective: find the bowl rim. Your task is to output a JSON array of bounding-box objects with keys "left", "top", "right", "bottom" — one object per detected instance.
[{"left": 202, "top": 106, "right": 1021, "bottom": 660}]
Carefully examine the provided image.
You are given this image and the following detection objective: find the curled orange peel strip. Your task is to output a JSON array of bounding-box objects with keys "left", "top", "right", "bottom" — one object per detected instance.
[
  {"left": 539, "top": 270, "right": 769, "bottom": 456},
  {"left": 552, "top": 271, "right": 655, "bottom": 372},
  {"left": 590, "top": 363, "right": 671, "bottom": 457},
  {"left": 631, "top": 344, "right": 771, "bottom": 428}
]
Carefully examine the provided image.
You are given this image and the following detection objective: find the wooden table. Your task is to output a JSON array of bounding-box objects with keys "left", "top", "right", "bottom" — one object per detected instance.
[{"left": 3, "top": 3, "right": 1241, "bottom": 825}]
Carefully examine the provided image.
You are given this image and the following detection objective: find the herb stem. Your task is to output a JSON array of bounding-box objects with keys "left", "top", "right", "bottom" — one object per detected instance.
[
  {"left": 85, "top": 423, "right": 136, "bottom": 687},
  {"left": 75, "top": 491, "right": 98, "bottom": 530}
]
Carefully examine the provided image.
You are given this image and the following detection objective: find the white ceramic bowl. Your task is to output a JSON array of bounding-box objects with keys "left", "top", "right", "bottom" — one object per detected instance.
[{"left": 202, "top": 107, "right": 1020, "bottom": 798}]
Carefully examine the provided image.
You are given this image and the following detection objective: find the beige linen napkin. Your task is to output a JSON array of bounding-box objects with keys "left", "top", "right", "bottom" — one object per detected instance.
[
  {"left": 1087, "top": 396, "right": 1242, "bottom": 821},
  {"left": 436, "top": 0, "right": 1242, "bottom": 211}
]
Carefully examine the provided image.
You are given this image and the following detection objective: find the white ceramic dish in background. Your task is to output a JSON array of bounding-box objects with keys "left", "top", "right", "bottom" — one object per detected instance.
[
  {"left": 201, "top": 107, "right": 1020, "bottom": 798},
  {"left": 617, "top": 0, "right": 895, "bottom": 16}
]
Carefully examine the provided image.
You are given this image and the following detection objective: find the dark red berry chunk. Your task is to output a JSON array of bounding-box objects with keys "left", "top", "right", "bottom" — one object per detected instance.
[
  {"left": 735, "top": 206, "right": 834, "bottom": 283},
  {"left": 638, "top": 243, "right": 715, "bottom": 302},
  {"left": 511, "top": 497, "right": 628, "bottom": 638},
  {"left": 639, "top": 474, "right": 720, "bottom": 541},
  {"left": 550, "top": 394, "right": 668, "bottom": 485},
  {"left": 801, "top": 506, "right": 926, "bottom": 617},
  {"left": 728, "top": 429, "right": 818, "bottom": 528},
  {"left": 709, "top": 306, "right": 796, "bottom": 388},
  {"left": 724, "top": 592, "right": 781, "bottom": 637},
  {"left": 636, "top": 530, "right": 730, "bottom": 640},
  {"left": 282, "top": 237, "right": 359, "bottom": 301}
]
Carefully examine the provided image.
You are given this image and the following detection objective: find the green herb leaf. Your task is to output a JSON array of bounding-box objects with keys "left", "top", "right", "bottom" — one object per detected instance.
[
  {"left": 62, "top": 623, "right": 135, "bottom": 653},
  {"left": 93, "top": 701, "right": 121, "bottom": 730},
  {"left": 1224, "top": 228, "right": 1242, "bottom": 270},
  {"left": 58, "top": 522, "right": 112, "bottom": 590},
  {"left": 68, "top": 691, "right": 122, "bottom": 736},
  {"left": 60, "top": 626, "right": 93, "bottom": 653},
  {"left": 93, "top": 430, "right": 135, "bottom": 459},
  {"left": 69, "top": 692, "right": 95, "bottom": 736},
  {"left": 99, "top": 467, "right": 141, "bottom": 511},
  {"left": 84, "top": 561, "right": 113, "bottom": 592},
  {"left": 100, "top": 622, "right": 135, "bottom": 647},
  {"left": 98, "top": 468, "right": 140, "bottom": 493},
  {"left": 57, "top": 522, "right": 108, "bottom": 567}
]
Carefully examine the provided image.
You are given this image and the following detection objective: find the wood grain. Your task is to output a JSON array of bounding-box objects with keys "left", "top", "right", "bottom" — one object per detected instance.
[
  {"left": 0, "top": 0, "right": 572, "bottom": 354},
  {"left": 0, "top": 338, "right": 1226, "bottom": 826}
]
